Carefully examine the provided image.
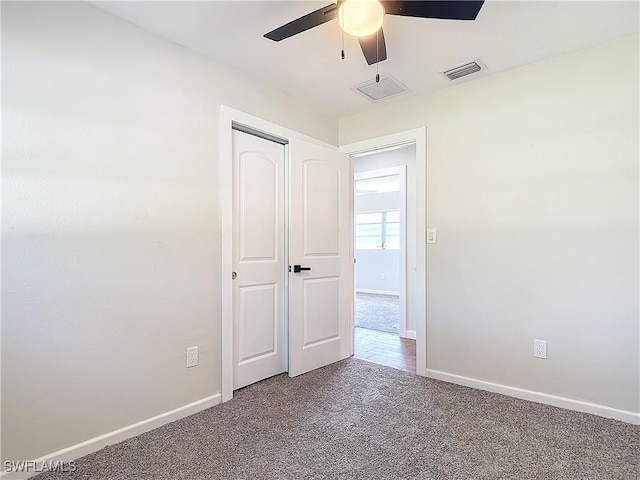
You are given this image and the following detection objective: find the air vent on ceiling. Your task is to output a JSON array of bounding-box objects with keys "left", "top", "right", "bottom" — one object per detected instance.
[
  {"left": 353, "top": 74, "right": 409, "bottom": 102},
  {"left": 440, "top": 59, "right": 486, "bottom": 81}
]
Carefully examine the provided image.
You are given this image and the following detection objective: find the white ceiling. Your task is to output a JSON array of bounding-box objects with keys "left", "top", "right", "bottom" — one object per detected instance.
[{"left": 93, "top": 1, "right": 639, "bottom": 117}]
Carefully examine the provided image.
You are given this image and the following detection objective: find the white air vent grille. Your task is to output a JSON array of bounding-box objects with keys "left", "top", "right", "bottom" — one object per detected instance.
[
  {"left": 440, "top": 59, "right": 486, "bottom": 81},
  {"left": 353, "top": 75, "right": 409, "bottom": 102}
]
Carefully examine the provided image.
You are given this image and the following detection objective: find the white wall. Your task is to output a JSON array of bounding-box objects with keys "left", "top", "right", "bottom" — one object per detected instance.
[
  {"left": 340, "top": 34, "right": 640, "bottom": 414},
  {"left": 354, "top": 146, "right": 417, "bottom": 330},
  {"left": 355, "top": 250, "right": 400, "bottom": 295},
  {"left": 1, "top": 1, "right": 337, "bottom": 464}
]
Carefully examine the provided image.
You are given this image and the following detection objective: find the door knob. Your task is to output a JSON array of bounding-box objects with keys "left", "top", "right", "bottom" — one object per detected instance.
[
  {"left": 292, "top": 265, "right": 311, "bottom": 273},
  {"left": 231, "top": 271, "right": 237, "bottom": 280}
]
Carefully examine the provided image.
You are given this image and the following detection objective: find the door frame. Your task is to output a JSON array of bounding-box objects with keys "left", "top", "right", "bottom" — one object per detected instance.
[
  {"left": 220, "top": 105, "right": 349, "bottom": 401},
  {"left": 354, "top": 165, "right": 409, "bottom": 338},
  {"left": 341, "top": 128, "right": 427, "bottom": 376}
]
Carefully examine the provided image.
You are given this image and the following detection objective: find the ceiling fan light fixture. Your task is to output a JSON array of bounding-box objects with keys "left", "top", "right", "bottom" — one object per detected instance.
[{"left": 338, "top": 0, "right": 385, "bottom": 37}]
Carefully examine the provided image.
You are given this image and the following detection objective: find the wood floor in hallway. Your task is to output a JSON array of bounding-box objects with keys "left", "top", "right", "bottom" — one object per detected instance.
[{"left": 354, "top": 326, "right": 416, "bottom": 373}]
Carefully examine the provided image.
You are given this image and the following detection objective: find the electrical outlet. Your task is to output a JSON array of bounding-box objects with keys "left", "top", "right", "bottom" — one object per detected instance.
[
  {"left": 186, "top": 346, "right": 199, "bottom": 368},
  {"left": 534, "top": 340, "right": 547, "bottom": 359}
]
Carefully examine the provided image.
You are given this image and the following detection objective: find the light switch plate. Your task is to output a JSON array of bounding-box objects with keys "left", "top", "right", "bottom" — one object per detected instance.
[{"left": 427, "top": 228, "right": 437, "bottom": 244}]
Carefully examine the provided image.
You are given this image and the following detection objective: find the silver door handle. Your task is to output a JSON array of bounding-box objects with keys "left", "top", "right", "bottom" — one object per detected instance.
[{"left": 232, "top": 271, "right": 237, "bottom": 280}]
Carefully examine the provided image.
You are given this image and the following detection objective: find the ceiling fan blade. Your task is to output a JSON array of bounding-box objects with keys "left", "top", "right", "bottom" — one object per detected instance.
[
  {"left": 382, "top": 1, "right": 484, "bottom": 20},
  {"left": 264, "top": 3, "right": 338, "bottom": 41},
  {"left": 358, "top": 28, "right": 387, "bottom": 65}
]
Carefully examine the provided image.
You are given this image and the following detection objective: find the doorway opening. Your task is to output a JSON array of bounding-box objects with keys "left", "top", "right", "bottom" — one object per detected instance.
[{"left": 352, "top": 145, "right": 417, "bottom": 373}]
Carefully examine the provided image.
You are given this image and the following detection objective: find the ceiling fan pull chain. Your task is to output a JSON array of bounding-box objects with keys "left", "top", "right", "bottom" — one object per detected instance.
[
  {"left": 340, "top": 10, "right": 345, "bottom": 60},
  {"left": 375, "top": 30, "right": 380, "bottom": 82}
]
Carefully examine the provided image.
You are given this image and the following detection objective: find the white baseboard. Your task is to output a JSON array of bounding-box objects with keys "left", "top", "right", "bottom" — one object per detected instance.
[
  {"left": 356, "top": 288, "right": 399, "bottom": 296},
  {"left": 1, "top": 394, "right": 222, "bottom": 480},
  {"left": 400, "top": 330, "right": 416, "bottom": 340},
  {"left": 425, "top": 369, "right": 639, "bottom": 425}
]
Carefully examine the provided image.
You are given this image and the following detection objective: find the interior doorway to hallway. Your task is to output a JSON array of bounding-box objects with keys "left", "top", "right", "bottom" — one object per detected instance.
[{"left": 352, "top": 145, "right": 417, "bottom": 373}]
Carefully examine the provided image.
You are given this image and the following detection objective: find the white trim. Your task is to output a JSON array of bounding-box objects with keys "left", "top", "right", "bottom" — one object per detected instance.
[
  {"left": 402, "top": 330, "right": 417, "bottom": 340},
  {"left": 348, "top": 161, "right": 355, "bottom": 357},
  {"left": 426, "top": 369, "right": 640, "bottom": 425},
  {"left": 341, "top": 128, "right": 427, "bottom": 377},
  {"left": 0, "top": 394, "right": 222, "bottom": 479},
  {"left": 219, "top": 105, "right": 340, "bottom": 403},
  {"left": 356, "top": 288, "right": 399, "bottom": 296},
  {"left": 284, "top": 143, "right": 291, "bottom": 371},
  {"left": 220, "top": 108, "right": 234, "bottom": 403}
]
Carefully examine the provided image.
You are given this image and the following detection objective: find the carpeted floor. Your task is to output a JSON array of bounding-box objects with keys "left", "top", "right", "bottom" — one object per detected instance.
[
  {"left": 35, "top": 359, "right": 639, "bottom": 480},
  {"left": 355, "top": 292, "right": 399, "bottom": 334}
]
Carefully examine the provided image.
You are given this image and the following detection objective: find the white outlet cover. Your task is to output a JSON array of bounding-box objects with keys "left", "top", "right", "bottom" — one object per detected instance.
[
  {"left": 534, "top": 340, "right": 547, "bottom": 359},
  {"left": 186, "top": 346, "right": 199, "bottom": 368}
]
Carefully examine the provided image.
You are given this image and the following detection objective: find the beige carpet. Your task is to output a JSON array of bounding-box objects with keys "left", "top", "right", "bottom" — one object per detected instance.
[
  {"left": 34, "top": 359, "right": 639, "bottom": 479},
  {"left": 355, "top": 292, "right": 399, "bottom": 334}
]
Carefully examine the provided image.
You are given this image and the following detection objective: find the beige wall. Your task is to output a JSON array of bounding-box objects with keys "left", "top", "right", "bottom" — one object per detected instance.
[
  {"left": 1, "top": 1, "right": 337, "bottom": 463},
  {"left": 341, "top": 34, "right": 639, "bottom": 413}
]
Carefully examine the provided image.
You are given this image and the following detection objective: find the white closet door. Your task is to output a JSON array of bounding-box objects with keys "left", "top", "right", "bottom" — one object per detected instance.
[{"left": 232, "top": 130, "right": 286, "bottom": 389}]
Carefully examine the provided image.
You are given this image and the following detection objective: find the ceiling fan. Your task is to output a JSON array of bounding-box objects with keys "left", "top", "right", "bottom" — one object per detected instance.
[{"left": 264, "top": 0, "right": 485, "bottom": 66}]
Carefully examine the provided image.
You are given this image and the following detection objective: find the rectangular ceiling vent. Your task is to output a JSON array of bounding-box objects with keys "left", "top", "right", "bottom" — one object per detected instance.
[
  {"left": 353, "top": 74, "right": 409, "bottom": 102},
  {"left": 440, "top": 59, "right": 486, "bottom": 81}
]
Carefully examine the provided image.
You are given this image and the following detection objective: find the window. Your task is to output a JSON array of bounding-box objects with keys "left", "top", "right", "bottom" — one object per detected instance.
[
  {"left": 355, "top": 175, "right": 400, "bottom": 196},
  {"left": 356, "top": 210, "right": 400, "bottom": 250}
]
